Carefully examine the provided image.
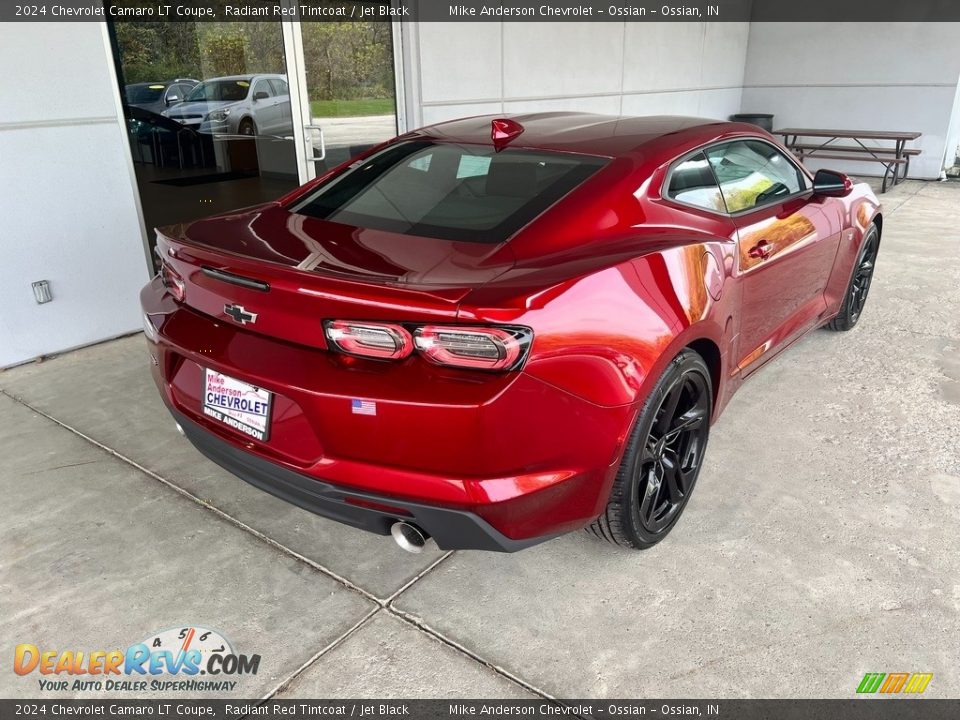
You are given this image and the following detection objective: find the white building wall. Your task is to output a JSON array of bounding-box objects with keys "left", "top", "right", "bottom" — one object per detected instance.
[
  {"left": 741, "top": 22, "right": 960, "bottom": 180},
  {"left": 0, "top": 23, "right": 150, "bottom": 369},
  {"left": 944, "top": 77, "right": 960, "bottom": 171},
  {"left": 403, "top": 22, "right": 750, "bottom": 127}
]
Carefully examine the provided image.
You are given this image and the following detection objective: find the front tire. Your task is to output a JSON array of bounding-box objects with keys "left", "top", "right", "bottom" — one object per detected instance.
[
  {"left": 588, "top": 349, "right": 712, "bottom": 550},
  {"left": 238, "top": 118, "right": 257, "bottom": 137},
  {"left": 827, "top": 223, "right": 879, "bottom": 331}
]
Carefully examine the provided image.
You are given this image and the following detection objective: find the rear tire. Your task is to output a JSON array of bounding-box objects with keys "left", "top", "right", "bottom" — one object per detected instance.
[
  {"left": 588, "top": 349, "right": 712, "bottom": 550},
  {"left": 827, "top": 223, "right": 879, "bottom": 331}
]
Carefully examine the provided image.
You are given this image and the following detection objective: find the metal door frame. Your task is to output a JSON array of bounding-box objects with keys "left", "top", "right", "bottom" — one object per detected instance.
[{"left": 281, "top": 10, "right": 407, "bottom": 184}]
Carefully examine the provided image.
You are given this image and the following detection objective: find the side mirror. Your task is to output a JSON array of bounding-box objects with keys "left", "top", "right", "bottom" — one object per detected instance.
[
  {"left": 813, "top": 169, "right": 853, "bottom": 197},
  {"left": 253, "top": 91, "right": 269, "bottom": 101},
  {"left": 165, "top": 95, "right": 179, "bottom": 106}
]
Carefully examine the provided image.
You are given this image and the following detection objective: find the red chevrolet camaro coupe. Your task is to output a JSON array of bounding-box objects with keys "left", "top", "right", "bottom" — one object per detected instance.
[{"left": 141, "top": 113, "right": 882, "bottom": 553}]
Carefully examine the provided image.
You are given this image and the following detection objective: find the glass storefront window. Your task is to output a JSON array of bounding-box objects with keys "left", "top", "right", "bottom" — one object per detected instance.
[
  {"left": 108, "top": 18, "right": 300, "bottom": 270},
  {"left": 106, "top": 12, "right": 401, "bottom": 270}
]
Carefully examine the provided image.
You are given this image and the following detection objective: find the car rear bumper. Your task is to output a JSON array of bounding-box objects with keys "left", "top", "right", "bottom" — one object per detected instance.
[
  {"left": 171, "top": 408, "right": 551, "bottom": 552},
  {"left": 141, "top": 277, "right": 633, "bottom": 547}
]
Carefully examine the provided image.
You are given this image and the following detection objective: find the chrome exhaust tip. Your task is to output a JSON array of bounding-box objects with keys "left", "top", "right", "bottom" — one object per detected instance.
[
  {"left": 175, "top": 423, "right": 185, "bottom": 436},
  {"left": 391, "top": 521, "right": 430, "bottom": 553}
]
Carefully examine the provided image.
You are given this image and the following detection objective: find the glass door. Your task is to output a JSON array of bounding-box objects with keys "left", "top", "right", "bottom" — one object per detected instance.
[
  {"left": 108, "top": 8, "right": 403, "bottom": 270},
  {"left": 107, "top": 13, "right": 301, "bottom": 269},
  {"left": 282, "top": 10, "right": 403, "bottom": 183}
]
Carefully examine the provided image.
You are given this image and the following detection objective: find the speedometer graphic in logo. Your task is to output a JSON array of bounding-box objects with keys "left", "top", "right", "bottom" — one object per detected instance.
[{"left": 142, "top": 626, "right": 233, "bottom": 672}]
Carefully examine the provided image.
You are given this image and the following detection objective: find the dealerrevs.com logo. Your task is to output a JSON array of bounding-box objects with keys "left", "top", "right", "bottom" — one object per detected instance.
[{"left": 13, "top": 625, "right": 260, "bottom": 693}]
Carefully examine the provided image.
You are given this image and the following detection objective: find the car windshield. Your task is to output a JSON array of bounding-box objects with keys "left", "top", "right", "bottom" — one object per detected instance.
[
  {"left": 126, "top": 84, "right": 165, "bottom": 104},
  {"left": 291, "top": 140, "right": 608, "bottom": 243},
  {"left": 185, "top": 79, "right": 251, "bottom": 103}
]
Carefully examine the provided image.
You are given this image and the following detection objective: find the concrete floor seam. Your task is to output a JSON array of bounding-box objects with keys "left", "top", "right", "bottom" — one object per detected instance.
[
  {"left": 885, "top": 326, "right": 960, "bottom": 341},
  {"left": 386, "top": 606, "right": 558, "bottom": 702},
  {"left": 256, "top": 607, "right": 382, "bottom": 704},
  {"left": 883, "top": 181, "right": 926, "bottom": 214},
  {"left": 0, "top": 389, "right": 382, "bottom": 606},
  {"left": 383, "top": 550, "right": 457, "bottom": 605}
]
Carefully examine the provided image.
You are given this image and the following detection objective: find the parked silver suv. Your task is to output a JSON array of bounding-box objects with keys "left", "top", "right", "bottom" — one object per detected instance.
[{"left": 162, "top": 74, "right": 291, "bottom": 137}]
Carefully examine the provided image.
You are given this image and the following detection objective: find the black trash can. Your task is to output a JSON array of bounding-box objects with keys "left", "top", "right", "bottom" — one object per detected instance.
[{"left": 730, "top": 113, "right": 774, "bottom": 132}]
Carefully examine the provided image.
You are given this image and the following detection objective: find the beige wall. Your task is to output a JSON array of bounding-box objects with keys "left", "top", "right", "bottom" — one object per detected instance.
[
  {"left": 401, "top": 21, "right": 750, "bottom": 126},
  {"left": 742, "top": 22, "right": 960, "bottom": 179},
  {"left": 0, "top": 22, "right": 150, "bottom": 368}
]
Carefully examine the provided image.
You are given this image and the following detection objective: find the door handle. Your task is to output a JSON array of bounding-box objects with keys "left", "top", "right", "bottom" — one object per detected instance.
[
  {"left": 304, "top": 124, "right": 325, "bottom": 161},
  {"left": 748, "top": 240, "right": 772, "bottom": 260}
]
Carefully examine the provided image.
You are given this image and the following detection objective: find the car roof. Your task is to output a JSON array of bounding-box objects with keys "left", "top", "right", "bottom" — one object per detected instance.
[
  {"left": 197, "top": 73, "right": 286, "bottom": 82},
  {"left": 127, "top": 81, "right": 176, "bottom": 88},
  {"left": 410, "top": 112, "right": 767, "bottom": 160},
  {"left": 199, "top": 75, "right": 254, "bottom": 82}
]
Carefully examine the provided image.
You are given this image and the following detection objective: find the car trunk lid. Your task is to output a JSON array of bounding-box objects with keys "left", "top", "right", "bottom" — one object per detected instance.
[{"left": 157, "top": 203, "right": 514, "bottom": 350}]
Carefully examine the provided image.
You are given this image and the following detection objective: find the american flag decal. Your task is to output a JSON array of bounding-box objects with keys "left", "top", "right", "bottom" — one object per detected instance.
[{"left": 351, "top": 399, "right": 377, "bottom": 416}]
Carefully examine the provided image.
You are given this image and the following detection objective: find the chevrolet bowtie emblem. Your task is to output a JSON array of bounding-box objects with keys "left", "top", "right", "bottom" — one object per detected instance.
[{"left": 224, "top": 304, "right": 257, "bottom": 325}]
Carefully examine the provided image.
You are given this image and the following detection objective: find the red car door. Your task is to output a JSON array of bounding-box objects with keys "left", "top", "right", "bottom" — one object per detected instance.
[{"left": 705, "top": 140, "right": 841, "bottom": 376}]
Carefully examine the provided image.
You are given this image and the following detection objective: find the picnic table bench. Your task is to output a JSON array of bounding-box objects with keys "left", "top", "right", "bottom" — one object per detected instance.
[{"left": 775, "top": 128, "right": 922, "bottom": 193}]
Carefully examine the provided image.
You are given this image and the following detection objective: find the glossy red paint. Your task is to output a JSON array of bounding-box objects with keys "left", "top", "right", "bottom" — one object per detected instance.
[
  {"left": 141, "top": 113, "right": 882, "bottom": 550},
  {"left": 491, "top": 117, "right": 525, "bottom": 150}
]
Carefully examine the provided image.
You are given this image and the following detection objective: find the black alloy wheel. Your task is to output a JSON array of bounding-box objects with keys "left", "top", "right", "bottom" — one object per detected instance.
[
  {"left": 636, "top": 368, "right": 710, "bottom": 534},
  {"left": 848, "top": 232, "right": 879, "bottom": 324},
  {"left": 827, "top": 223, "right": 880, "bottom": 331},
  {"left": 589, "top": 349, "right": 712, "bottom": 549}
]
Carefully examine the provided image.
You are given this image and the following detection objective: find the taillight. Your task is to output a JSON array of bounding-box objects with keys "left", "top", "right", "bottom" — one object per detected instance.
[
  {"left": 324, "top": 320, "right": 413, "bottom": 360},
  {"left": 414, "top": 326, "right": 530, "bottom": 371},
  {"left": 160, "top": 262, "right": 185, "bottom": 302},
  {"left": 324, "top": 320, "right": 532, "bottom": 371}
]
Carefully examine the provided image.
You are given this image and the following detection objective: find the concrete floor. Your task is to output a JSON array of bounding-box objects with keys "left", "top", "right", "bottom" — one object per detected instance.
[
  {"left": 1, "top": 180, "right": 958, "bottom": 700},
  {"left": 314, "top": 114, "right": 397, "bottom": 150}
]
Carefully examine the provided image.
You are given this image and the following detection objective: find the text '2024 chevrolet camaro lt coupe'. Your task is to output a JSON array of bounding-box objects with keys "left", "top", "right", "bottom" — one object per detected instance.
[{"left": 141, "top": 113, "right": 882, "bottom": 553}]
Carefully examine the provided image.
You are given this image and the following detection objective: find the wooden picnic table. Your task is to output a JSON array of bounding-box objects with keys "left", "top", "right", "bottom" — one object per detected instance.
[{"left": 775, "top": 128, "right": 922, "bottom": 193}]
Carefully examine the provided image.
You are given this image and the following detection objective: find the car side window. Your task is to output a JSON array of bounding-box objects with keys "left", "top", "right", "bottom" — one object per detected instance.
[
  {"left": 666, "top": 152, "right": 726, "bottom": 213},
  {"left": 166, "top": 83, "right": 188, "bottom": 103},
  {"left": 705, "top": 140, "right": 806, "bottom": 213},
  {"left": 268, "top": 78, "right": 289, "bottom": 96},
  {"left": 252, "top": 80, "right": 274, "bottom": 99}
]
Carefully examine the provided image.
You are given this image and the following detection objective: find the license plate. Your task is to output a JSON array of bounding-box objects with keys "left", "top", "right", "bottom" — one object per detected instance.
[{"left": 202, "top": 368, "right": 272, "bottom": 441}]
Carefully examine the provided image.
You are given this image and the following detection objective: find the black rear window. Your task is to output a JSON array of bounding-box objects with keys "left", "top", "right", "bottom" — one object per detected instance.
[
  {"left": 186, "top": 79, "right": 251, "bottom": 103},
  {"left": 291, "top": 140, "right": 608, "bottom": 243},
  {"left": 126, "top": 84, "right": 165, "bottom": 104}
]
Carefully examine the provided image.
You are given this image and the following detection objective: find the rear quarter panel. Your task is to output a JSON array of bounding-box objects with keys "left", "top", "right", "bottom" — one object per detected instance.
[
  {"left": 459, "top": 218, "right": 741, "bottom": 419},
  {"left": 459, "top": 147, "right": 746, "bottom": 421}
]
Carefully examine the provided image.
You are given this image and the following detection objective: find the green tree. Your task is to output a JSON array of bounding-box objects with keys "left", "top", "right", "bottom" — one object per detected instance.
[
  {"left": 201, "top": 28, "right": 247, "bottom": 77},
  {"left": 302, "top": 22, "right": 393, "bottom": 101},
  {"left": 113, "top": 21, "right": 202, "bottom": 84},
  {"left": 242, "top": 23, "right": 286, "bottom": 74}
]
